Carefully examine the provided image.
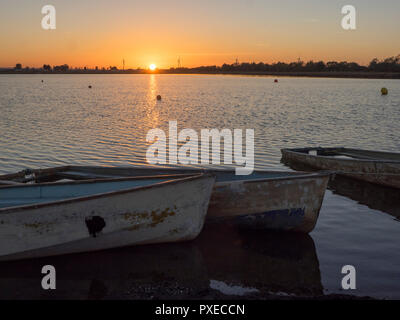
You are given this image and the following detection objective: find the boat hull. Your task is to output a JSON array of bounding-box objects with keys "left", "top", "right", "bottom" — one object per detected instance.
[
  {"left": 207, "top": 173, "right": 329, "bottom": 233},
  {"left": 0, "top": 175, "right": 215, "bottom": 261},
  {"left": 281, "top": 147, "right": 400, "bottom": 188},
  {"left": 62, "top": 167, "right": 330, "bottom": 233},
  {"left": 0, "top": 166, "right": 330, "bottom": 234},
  {"left": 55, "top": 167, "right": 330, "bottom": 233}
]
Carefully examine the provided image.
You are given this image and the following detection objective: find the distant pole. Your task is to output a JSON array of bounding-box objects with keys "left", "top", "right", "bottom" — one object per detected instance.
[
  {"left": 123, "top": 59, "right": 125, "bottom": 71},
  {"left": 177, "top": 56, "right": 181, "bottom": 68}
]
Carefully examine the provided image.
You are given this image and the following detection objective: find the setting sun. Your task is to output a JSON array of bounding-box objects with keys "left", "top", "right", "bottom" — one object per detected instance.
[{"left": 149, "top": 64, "right": 156, "bottom": 71}]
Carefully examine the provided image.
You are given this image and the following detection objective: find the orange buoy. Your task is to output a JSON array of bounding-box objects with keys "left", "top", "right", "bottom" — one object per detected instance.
[{"left": 274, "top": 79, "right": 278, "bottom": 83}]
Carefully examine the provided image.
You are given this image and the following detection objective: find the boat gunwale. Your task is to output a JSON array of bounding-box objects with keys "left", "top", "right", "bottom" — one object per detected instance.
[
  {"left": 46, "top": 164, "right": 333, "bottom": 175},
  {"left": 0, "top": 165, "right": 71, "bottom": 181},
  {"left": 0, "top": 173, "right": 212, "bottom": 214},
  {"left": 0, "top": 165, "right": 332, "bottom": 187},
  {"left": 64, "top": 166, "right": 333, "bottom": 186},
  {"left": 0, "top": 173, "right": 198, "bottom": 190},
  {"left": 213, "top": 171, "right": 332, "bottom": 187},
  {"left": 281, "top": 147, "right": 400, "bottom": 164}
]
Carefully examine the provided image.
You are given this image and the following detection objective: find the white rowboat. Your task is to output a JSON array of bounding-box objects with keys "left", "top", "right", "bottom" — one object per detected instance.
[{"left": 0, "top": 174, "right": 215, "bottom": 261}]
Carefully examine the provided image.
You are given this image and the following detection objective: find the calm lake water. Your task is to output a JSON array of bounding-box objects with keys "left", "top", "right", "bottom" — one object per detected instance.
[{"left": 0, "top": 74, "right": 399, "bottom": 299}]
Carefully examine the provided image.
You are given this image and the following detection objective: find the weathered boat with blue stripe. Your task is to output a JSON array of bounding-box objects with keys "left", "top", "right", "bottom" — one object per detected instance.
[
  {"left": 0, "top": 174, "right": 215, "bottom": 261},
  {"left": 281, "top": 147, "right": 400, "bottom": 189},
  {"left": 204, "top": 170, "right": 329, "bottom": 233},
  {"left": 0, "top": 166, "right": 330, "bottom": 233}
]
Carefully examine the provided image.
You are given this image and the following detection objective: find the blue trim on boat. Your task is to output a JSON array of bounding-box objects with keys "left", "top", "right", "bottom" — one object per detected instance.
[
  {"left": 232, "top": 208, "right": 305, "bottom": 230},
  {"left": 214, "top": 171, "right": 296, "bottom": 183}
]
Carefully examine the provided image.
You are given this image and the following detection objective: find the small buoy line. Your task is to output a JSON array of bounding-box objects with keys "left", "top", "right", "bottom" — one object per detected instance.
[{"left": 40, "top": 81, "right": 392, "bottom": 99}]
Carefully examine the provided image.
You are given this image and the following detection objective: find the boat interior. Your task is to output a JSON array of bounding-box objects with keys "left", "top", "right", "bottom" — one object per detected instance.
[{"left": 0, "top": 177, "right": 173, "bottom": 209}]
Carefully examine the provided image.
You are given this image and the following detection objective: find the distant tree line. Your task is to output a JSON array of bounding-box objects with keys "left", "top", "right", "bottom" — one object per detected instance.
[
  {"left": 52, "top": 64, "right": 69, "bottom": 72},
  {"left": 4, "top": 54, "right": 400, "bottom": 74},
  {"left": 9, "top": 63, "right": 120, "bottom": 72},
  {"left": 169, "top": 55, "right": 400, "bottom": 73},
  {"left": 368, "top": 56, "right": 400, "bottom": 72}
]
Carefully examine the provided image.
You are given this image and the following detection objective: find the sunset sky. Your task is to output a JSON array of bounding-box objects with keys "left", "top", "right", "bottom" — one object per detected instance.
[{"left": 0, "top": 0, "right": 399, "bottom": 69}]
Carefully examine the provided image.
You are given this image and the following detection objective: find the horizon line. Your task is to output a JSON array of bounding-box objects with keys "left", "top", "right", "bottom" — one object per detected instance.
[{"left": 2, "top": 54, "right": 400, "bottom": 71}]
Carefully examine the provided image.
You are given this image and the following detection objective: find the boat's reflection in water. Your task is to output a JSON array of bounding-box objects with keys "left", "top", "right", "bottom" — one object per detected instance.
[
  {"left": 0, "top": 223, "right": 322, "bottom": 299},
  {"left": 329, "top": 175, "right": 400, "bottom": 219},
  {"left": 282, "top": 158, "right": 400, "bottom": 219},
  {"left": 197, "top": 223, "right": 323, "bottom": 297}
]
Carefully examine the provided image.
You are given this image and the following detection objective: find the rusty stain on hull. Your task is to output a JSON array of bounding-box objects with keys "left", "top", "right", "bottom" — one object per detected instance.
[
  {"left": 150, "top": 208, "right": 176, "bottom": 227},
  {"left": 122, "top": 208, "right": 176, "bottom": 230}
]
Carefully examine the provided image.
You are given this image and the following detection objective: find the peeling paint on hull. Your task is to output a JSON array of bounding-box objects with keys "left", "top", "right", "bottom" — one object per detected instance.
[{"left": 0, "top": 175, "right": 215, "bottom": 261}]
